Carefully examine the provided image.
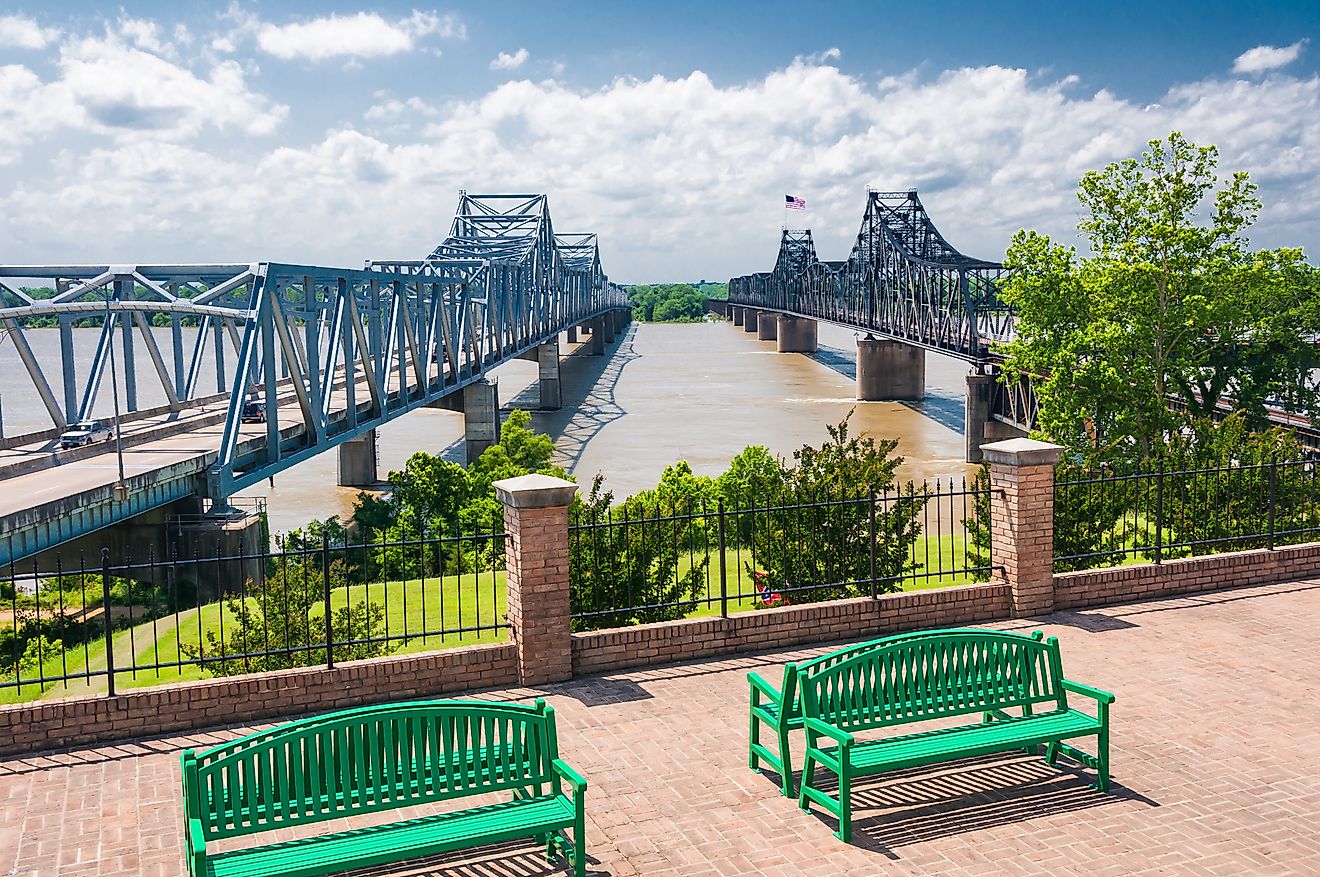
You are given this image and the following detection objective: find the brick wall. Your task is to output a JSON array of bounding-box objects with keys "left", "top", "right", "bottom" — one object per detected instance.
[
  {"left": 0, "top": 642, "right": 517, "bottom": 757},
  {"left": 1055, "top": 542, "right": 1320, "bottom": 610},
  {"left": 572, "top": 583, "right": 1011, "bottom": 675}
]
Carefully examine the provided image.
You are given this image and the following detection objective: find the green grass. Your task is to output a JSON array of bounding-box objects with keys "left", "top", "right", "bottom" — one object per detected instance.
[{"left": 2, "top": 533, "right": 987, "bottom": 704}]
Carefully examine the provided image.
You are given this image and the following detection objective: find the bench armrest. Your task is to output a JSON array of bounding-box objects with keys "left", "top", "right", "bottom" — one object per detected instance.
[
  {"left": 553, "top": 758, "right": 588, "bottom": 794},
  {"left": 187, "top": 818, "right": 206, "bottom": 877},
  {"left": 803, "top": 716, "right": 854, "bottom": 746},
  {"left": 1063, "top": 679, "right": 1116, "bottom": 705},
  {"left": 747, "top": 672, "right": 783, "bottom": 706}
]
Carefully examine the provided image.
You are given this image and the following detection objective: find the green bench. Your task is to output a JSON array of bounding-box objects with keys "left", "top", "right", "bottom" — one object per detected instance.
[
  {"left": 180, "top": 699, "right": 587, "bottom": 877},
  {"left": 797, "top": 629, "right": 1114, "bottom": 843},
  {"left": 747, "top": 628, "right": 996, "bottom": 797}
]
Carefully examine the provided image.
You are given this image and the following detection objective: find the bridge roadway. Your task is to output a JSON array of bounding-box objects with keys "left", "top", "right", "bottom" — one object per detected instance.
[{"left": 0, "top": 312, "right": 630, "bottom": 569}]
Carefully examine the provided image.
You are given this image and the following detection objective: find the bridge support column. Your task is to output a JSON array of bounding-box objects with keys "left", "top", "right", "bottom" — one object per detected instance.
[
  {"left": 965, "top": 373, "right": 1029, "bottom": 462},
  {"left": 566, "top": 326, "right": 578, "bottom": 344},
  {"left": 614, "top": 309, "right": 631, "bottom": 335},
  {"left": 776, "top": 315, "right": 817, "bottom": 353},
  {"left": 857, "top": 337, "right": 925, "bottom": 401},
  {"left": 463, "top": 379, "right": 500, "bottom": 463},
  {"left": 743, "top": 309, "right": 759, "bottom": 333},
  {"left": 537, "top": 339, "right": 562, "bottom": 410},
  {"left": 732, "top": 306, "right": 744, "bottom": 327},
  {"left": 337, "top": 429, "right": 379, "bottom": 486},
  {"left": 602, "top": 314, "right": 617, "bottom": 344},
  {"left": 757, "top": 312, "right": 778, "bottom": 341},
  {"left": 588, "top": 317, "right": 605, "bottom": 355}
]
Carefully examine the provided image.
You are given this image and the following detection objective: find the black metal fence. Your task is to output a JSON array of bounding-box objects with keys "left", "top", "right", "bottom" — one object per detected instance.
[
  {"left": 1054, "top": 459, "right": 1320, "bottom": 571},
  {"left": 1, "top": 524, "right": 506, "bottom": 703},
  {"left": 568, "top": 479, "right": 991, "bottom": 630}
]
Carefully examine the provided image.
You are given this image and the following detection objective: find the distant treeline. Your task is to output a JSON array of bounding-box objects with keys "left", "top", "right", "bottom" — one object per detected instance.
[{"left": 627, "top": 282, "right": 727, "bottom": 322}]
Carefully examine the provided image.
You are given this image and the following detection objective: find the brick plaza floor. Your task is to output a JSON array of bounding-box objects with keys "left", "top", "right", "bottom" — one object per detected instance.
[{"left": 4, "top": 579, "right": 1320, "bottom": 876}]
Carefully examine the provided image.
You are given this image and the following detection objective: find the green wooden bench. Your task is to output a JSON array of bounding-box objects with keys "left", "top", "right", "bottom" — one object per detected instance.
[
  {"left": 747, "top": 628, "right": 1018, "bottom": 797},
  {"left": 797, "top": 628, "right": 1114, "bottom": 843},
  {"left": 180, "top": 698, "right": 587, "bottom": 877}
]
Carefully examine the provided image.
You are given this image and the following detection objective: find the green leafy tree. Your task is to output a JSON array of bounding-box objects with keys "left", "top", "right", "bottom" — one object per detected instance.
[
  {"left": 746, "top": 412, "right": 924, "bottom": 601},
  {"left": 181, "top": 559, "right": 393, "bottom": 676},
  {"left": 568, "top": 476, "right": 709, "bottom": 631},
  {"left": 1000, "top": 132, "right": 1320, "bottom": 464}
]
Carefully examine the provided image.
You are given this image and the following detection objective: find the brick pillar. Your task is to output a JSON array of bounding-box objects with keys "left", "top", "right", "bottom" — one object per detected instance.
[
  {"left": 493, "top": 473, "right": 578, "bottom": 685},
  {"left": 982, "top": 438, "right": 1064, "bottom": 617}
]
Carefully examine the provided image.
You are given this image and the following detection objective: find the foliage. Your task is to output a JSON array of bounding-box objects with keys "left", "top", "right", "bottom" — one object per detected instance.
[
  {"left": 744, "top": 412, "right": 924, "bottom": 601},
  {"left": 181, "top": 559, "right": 393, "bottom": 676},
  {"left": 568, "top": 476, "right": 709, "bottom": 631},
  {"left": 999, "top": 132, "right": 1320, "bottom": 465},
  {"left": 626, "top": 283, "right": 711, "bottom": 322}
]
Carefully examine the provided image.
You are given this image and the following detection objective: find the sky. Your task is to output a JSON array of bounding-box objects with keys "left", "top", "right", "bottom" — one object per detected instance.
[{"left": 0, "top": 1, "right": 1317, "bottom": 283}]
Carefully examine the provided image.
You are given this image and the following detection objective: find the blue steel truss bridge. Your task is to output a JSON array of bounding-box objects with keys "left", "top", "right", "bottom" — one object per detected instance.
[{"left": 0, "top": 193, "right": 632, "bottom": 566}]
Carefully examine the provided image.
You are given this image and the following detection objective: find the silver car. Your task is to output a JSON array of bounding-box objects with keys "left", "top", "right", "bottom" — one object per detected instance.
[{"left": 58, "top": 419, "right": 114, "bottom": 450}]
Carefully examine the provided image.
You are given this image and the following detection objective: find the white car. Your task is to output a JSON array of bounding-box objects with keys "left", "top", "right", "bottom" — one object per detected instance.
[{"left": 58, "top": 419, "right": 114, "bottom": 449}]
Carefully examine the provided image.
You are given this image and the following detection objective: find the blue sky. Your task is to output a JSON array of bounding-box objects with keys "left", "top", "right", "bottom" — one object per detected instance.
[{"left": 1, "top": 2, "right": 1317, "bottom": 281}]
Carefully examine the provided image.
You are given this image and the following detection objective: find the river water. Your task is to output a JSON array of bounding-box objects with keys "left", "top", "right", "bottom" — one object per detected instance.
[{"left": 0, "top": 321, "right": 976, "bottom": 534}]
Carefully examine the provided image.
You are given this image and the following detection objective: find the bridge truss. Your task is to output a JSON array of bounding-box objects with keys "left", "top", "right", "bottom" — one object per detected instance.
[
  {"left": 728, "top": 189, "right": 1013, "bottom": 362},
  {"left": 0, "top": 193, "right": 628, "bottom": 500}
]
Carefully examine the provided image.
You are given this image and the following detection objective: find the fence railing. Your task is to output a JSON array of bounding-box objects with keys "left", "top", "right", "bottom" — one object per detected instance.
[
  {"left": 1053, "top": 458, "right": 1320, "bottom": 571},
  {"left": 1, "top": 523, "right": 506, "bottom": 702},
  {"left": 568, "top": 479, "right": 991, "bottom": 630}
]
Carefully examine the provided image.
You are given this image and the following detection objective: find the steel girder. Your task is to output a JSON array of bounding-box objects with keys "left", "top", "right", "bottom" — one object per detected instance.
[
  {"left": 0, "top": 193, "right": 628, "bottom": 502},
  {"left": 728, "top": 189, "right": 1013, "bottom": 362}
]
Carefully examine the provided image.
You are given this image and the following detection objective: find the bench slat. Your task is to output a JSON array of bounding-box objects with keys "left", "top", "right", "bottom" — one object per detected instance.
[{"left": 205, "top": 795, "right": 576, "bottom": 877}]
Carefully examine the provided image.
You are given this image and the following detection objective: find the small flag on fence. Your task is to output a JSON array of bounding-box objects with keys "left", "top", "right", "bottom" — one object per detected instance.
[{"left": 785, "top": 194, "right": 806, "bottom": 210}]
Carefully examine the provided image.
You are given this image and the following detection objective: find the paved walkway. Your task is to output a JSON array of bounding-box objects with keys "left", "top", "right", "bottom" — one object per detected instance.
[{"left": 4, "top": 579, "right": 1320, "bottom": 876}]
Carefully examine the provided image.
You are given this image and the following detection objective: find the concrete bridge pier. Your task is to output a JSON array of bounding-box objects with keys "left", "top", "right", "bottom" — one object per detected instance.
[
  {"left": 857, "top": 336, "right": 925, "bottom": 401},
  {"left": 602, "top": 314, "right": 617, "bottom": 344},
  {"left": 614, "top": 309, "right": 631, "bottom": 335},
  {"left": 336, "top": 429, "right": 378, "bottom": 486},
  {"left": 964, "top": 373, "right": 1029, "bottom": 463},
  {"left": 776, "top": 315, "right": 818, "bottom": 353},
  {"left": 732, "top": 306, "right": 744, "bottom": 327},
  {"left": 757, "top": 311, "right": 778, "bottom": 341},
  {"left": 588, "top": 317, "right": 606, "bottom": 355},
  {"left": 462, "top": 378, "right": 501, "bottom": 463},
  {"left": 518, "top": 339, "right": 562, "bottom": 410},
  {"left": 743, "top": 309, "right": 759, "bottom": 333},
  {"left": 566, "top": 326, "right": 578, "bottom": 344}
]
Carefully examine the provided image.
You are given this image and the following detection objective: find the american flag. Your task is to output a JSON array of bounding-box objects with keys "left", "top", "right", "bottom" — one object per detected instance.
[{"left": 785, "top": 194, "right": 806, "bottom": 209}]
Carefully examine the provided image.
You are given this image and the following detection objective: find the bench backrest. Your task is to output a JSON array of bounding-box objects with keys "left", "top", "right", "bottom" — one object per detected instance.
[
  {"left": 801, "top": 630, "right": 1065, "bottom": 733},
  {"left": 181, "top": 699, "right": 559, "bottom": 842},
  {"left": 779, "top": 628, "right": 1039, "bottom": 723}
]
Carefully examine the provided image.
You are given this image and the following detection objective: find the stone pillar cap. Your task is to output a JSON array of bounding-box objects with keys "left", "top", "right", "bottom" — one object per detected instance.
[
  {"left": 981, "top": 438, "right": 1066, "bottom": 467},
  {"left": 493, "top": 473, "right": 579, "bottom": 509}
]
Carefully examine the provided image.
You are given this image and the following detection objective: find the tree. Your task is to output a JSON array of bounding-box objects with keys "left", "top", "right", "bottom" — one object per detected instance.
[
  {"left": 180, "top": 559, "right": 393, "bottom": 676},
  {"left": 745, "top": 412, "right": 924, "bottom": 601},
  {"left": 568, "top": 476, "right": 709, "bottom": 631},
  {"left": 999, "top": 132, "right": 1320, "bottom": 464}
]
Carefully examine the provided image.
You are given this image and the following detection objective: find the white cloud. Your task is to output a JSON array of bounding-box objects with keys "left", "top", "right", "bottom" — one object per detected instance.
[
  {"left": 256, "top": 10, "right": 463, "bottom": 61},
  {"left": 0, "top": 28, "right": 286, "bottom": 163},
  {"left": 490, "top": 48, "right": 529, "bottom": 71},
  {"left": 3, "top": 59, "right": 1320, "bottom": 282},
  {"left": 1233, "top": 40, "right": 1308, "bottom": 75},
  {"left": 0, "top": 14, "right": 59, "bottom": 49}
]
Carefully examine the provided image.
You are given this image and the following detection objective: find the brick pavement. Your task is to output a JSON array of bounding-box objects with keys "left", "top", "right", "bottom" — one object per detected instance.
[{"left": 3, "top": 578, "right": 1320, "bottom": 877}]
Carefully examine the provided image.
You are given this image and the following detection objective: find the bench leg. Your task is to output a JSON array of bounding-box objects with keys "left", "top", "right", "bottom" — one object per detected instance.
[
  {"left": 1096, "top": 727, "right": 1110, "bottom": 792},
  {"left": 748, "top": 710, "right": 761, "bottom": 772},
  {"left": 797, "top": 752, "right": 816, "bottom": 812},
  {"left": 835, "top": 763, "right": 853, "bottom": 845},
  {"left": 777, "top": 726, "right": 794, "bottom": 798}
]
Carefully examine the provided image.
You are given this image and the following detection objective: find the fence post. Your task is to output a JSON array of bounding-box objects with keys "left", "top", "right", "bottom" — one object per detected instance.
[
  {"left": 1154, "top": 458, "right": 1164, "bottom": 565},
  {"left": 100, "top": 548, "right": 116, "bottom": 697},
  {"left": 717, "top": 499, "right": 728, "bottom": 619},
  {"left": 493, "top": 473, "right": 578, "bottom": 686},
  {"left": 982, "top": 438, "right": 1065, "bottom": 617},
  {"left": 322, "top": 532, "right": 333, "bottom": 669},
  {"left": 1268, "top": 455, "right": 1277, "bottom": 550},
  {"left": 868, "top": 485, "right": 878, "bottom": 600}
]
